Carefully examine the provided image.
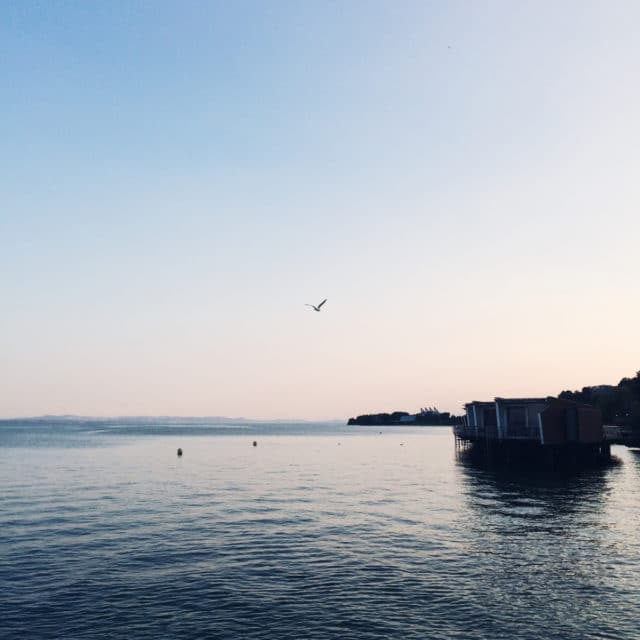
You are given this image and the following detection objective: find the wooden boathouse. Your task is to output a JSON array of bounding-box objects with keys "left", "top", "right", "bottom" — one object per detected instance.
[{"left": 454, "top": 397, "right": 611, "bottom": 467}]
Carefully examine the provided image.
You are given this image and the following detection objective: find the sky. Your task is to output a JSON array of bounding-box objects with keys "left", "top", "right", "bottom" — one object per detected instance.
[{"left": 1, "top": 1, "right": 639, "bottom": 419}]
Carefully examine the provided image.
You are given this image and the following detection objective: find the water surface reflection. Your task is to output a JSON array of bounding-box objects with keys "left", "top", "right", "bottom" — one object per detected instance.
[{"left": 455, "top": 451, "right": 635, "bottom": 639}]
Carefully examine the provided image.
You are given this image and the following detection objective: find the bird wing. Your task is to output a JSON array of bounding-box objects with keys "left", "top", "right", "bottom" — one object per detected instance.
[{"left": 317, "top": 299, "right": 327, "bottom": 309}]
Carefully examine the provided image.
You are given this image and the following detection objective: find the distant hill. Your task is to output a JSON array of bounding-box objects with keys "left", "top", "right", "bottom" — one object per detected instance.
[{"left": 0, "top": 415, "right": 344, "bottom": 426}]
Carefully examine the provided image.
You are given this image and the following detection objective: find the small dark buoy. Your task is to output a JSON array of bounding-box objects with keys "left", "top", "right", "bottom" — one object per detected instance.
[
  {"left": 253, "top": 441, "right": 257, "bottom": 447},
  {"left": 177, "top": 448, "right": 183, "bottom": 457}
]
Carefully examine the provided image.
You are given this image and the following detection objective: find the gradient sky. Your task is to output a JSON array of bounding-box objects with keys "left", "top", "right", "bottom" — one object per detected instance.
[{"left": 2, "top": 1, "right": 639, "bottom": 419}]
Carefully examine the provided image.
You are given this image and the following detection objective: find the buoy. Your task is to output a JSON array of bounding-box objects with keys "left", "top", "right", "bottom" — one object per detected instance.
[
  {"left": 252, "top": 441, "right": 257, "bottom": 447},
  {"left": 177, "top": 448, "right": 183, "bottom": 457}
]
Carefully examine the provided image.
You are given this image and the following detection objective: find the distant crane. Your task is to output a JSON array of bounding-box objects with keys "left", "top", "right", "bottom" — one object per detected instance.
[{"left": 305, "top": 298, "right": 327, "bottom": 312}]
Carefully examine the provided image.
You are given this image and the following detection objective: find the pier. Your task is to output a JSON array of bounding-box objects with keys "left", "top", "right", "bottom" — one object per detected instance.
[
  {"left": 454, "top": 397, "right": 612, "bottom": 467},
  {"left": 603, "top": 425, "right": 640, "bottom": 448}
]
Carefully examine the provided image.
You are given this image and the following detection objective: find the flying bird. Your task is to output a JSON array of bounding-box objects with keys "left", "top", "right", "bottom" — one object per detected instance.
[{"left": 305, "top": 298, "right": 327, "bottom": 312}]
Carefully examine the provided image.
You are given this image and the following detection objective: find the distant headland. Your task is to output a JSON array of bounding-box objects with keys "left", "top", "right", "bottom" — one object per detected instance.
[{"left": 348, "top": 407, "right": 461, "bottom": 426}]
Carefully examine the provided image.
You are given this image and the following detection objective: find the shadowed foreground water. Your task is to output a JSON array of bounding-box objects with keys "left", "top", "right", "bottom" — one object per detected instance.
[{"left": 1, "top": 421, "right": 640, "bottom": 639}]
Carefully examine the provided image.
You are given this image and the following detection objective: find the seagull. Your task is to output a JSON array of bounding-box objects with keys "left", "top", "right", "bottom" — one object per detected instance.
[{"left": 305, "top": 298, "right": 327, "bottom": 312}]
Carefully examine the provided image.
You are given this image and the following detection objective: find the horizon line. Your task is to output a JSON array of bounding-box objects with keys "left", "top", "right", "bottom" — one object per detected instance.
[{"left": 0, "top": 414, "right": 348, "bottom": 423}]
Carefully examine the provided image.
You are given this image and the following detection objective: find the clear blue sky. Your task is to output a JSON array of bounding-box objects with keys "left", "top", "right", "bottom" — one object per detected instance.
[{"left": 2, "top": 1, "right": 639, "bottom": 419}]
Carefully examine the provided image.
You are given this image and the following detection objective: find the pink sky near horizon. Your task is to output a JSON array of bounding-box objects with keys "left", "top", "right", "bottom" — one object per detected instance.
[{"left": 2, "top": 2, "right": 639, "bottom": 419}]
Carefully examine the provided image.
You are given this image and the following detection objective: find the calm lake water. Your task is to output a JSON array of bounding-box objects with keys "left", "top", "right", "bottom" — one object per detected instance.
[{"left": 2, "top": 421, "right": 640, "bottom": 639}]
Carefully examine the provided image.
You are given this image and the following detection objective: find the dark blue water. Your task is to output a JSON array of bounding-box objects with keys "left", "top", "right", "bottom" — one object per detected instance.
[{"left": 2, "top": 420, "right": 639, "bottom": 639}]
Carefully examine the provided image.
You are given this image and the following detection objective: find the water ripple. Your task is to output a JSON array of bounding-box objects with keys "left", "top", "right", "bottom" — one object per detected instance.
[{"left": 1, "top": 427, "right": 639, "bottom": 639}]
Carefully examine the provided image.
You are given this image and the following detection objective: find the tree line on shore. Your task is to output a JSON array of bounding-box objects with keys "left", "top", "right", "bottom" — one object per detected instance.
[
  {"left": 559, "top": 370, "right": 640, "bottom": 430},
  {"left": 348, "top": 369, "right": 640, "bottom": 430},
  {"left": 347, "top": 409, "right": 460, "bottom": 426}
]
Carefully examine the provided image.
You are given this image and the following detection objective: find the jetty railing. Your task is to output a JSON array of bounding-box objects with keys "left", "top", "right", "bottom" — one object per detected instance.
[{"left": 454, "top": 423, "right": 541, "bottom": 443}]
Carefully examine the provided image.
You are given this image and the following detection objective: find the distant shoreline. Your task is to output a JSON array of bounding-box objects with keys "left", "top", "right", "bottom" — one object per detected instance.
[
  {"left": 0, "top": 415, "right": 346, "bottom": 425},
  {"left": 348, "top": 411, "right": 460, "bottom": 427}
]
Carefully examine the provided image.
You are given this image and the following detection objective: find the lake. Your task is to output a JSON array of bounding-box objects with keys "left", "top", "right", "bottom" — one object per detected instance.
[{"left": 1, "top": 421, "right": 639, "bottom": 639}]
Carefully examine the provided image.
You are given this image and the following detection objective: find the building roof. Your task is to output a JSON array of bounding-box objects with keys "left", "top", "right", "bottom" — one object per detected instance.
[
  {"left": 494, "top": 397, "right": 550, "bottom": 404},
  {"left": 466, "top": 398, "right": 551, "bottom": 408},
  {"left": 464, "top": 401, "right": 496, "bottom": 408}
]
